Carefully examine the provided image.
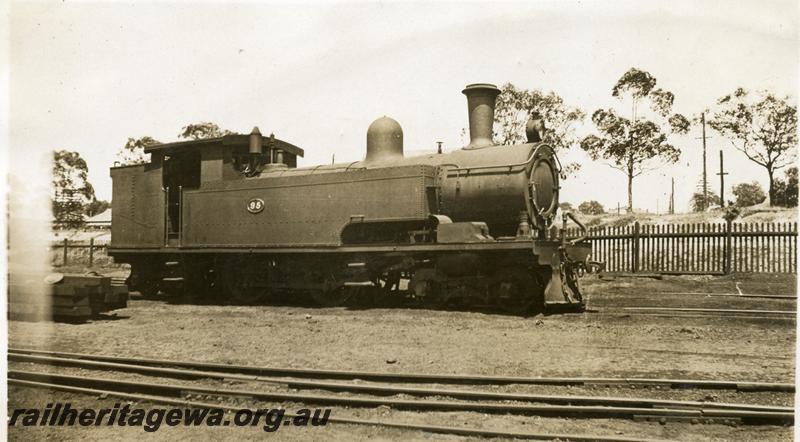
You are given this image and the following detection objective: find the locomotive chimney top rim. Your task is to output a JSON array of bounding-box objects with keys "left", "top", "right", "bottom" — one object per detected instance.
[{"left": 461, "top": 83, "right": 500, "bottom": 94}]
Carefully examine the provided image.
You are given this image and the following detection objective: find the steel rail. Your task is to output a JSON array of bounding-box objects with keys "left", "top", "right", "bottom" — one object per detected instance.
[
  {"left": 8, "top": 370, "right": 793, "bottom": 425},
  {"left": 620, "top": 307, "right": 796, "bottom": 316},
  {"left": 8, "top": 353, "right": 790, "bottom": 413},
  {"left": 658, "top": 292, "right": 797, "bottom": 300},
  {"left": 595, "top": 313, "right": 796, "bottom": 322},
  {"left": 7, "top": 378, "right": 669, "bottom": 442},
  {"left": 9, "top": 348, "right": 795, "bottom": 392},
  {"left": 593, "top": 309, "right": 797, "bottom": 321}
]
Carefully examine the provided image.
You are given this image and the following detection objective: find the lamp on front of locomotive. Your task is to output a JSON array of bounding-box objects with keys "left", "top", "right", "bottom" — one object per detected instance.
[{"left": 526, "top": 113, "right": 545, "bottom": 143}]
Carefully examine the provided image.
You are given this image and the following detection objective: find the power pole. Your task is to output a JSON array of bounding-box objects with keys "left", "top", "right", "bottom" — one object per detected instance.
[
  {"left": 669, "top": 177, "right": 675, "bottom": 214},
  {"left": 436, "top": 141, "right": 443, "bottom": 154},
  {"left": 701, "top": 113, "right": 708, "bottom": 210},
  {"left": 717, "top": 150, "right": 728, "bottom": 207}
]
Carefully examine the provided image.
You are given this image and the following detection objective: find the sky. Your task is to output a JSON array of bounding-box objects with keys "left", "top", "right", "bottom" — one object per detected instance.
[{"left": 7, "top": 0, "right": 799, "bottom": 213}]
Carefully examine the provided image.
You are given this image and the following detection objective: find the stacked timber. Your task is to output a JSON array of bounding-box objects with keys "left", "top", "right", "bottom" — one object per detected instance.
[{"left": 7, "top": 272, "right": 129, "bottom": 322}]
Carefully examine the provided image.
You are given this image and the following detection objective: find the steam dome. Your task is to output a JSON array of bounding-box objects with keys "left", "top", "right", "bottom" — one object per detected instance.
[{"left": 365, "top": 116, "right": 403, "bottom": 162}]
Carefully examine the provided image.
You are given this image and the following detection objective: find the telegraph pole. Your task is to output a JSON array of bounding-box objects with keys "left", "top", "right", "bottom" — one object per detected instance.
[
  {"left": 669, "top": 177, "right": 675, "bottom": 214},
  {"left": 717, "top": 150, "right": 728, "bottom": 207},
  {"left": 701, "top": 113, "right": 708, "bottom": 210},
  {"left": 694, "top": 113, "right": 713, "bottom": 210}
]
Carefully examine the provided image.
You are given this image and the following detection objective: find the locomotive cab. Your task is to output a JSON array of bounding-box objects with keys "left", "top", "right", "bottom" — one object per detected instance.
[
  {"left": 163, "top": 150, "right": 200, "bottom": 243},
  {"left": 110, "top": 130, "right": 304, "bottom": 248}
]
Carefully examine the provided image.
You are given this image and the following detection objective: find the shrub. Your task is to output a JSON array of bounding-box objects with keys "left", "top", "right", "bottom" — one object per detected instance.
[
  {"left": 732, "top": 182, "right": 766, "bottom": 207},
  {"left": 773, "top": 167, "right": 798, "bottom": 207},
  {"left": 723, "top": 204, "right": 741, "bottom": 222},
  {"left": 578, "top": 200, "right": 605, "bottom": 215},
  {"left": 689, "top": 192, "right": 721, "bottom": 212}
]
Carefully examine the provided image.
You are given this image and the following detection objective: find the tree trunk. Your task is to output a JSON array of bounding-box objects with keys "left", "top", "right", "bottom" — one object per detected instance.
[
  {"left": 627, "top": 172, "right": 634, "bottom": 213},
  {"left": 768, "top": 167, "right": 776, "bottom": 206},
  {"left": 627, "top": 154, "right": 634, "bottom": 213}
]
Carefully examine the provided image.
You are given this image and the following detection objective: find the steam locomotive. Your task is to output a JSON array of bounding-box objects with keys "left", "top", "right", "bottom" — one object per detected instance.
[{"left": 108, "top": 83, "right": 592, "bottom": 313}]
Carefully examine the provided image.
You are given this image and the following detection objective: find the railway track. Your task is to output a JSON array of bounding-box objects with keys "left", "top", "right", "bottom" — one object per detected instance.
[
  {"left": 9, "top": 347, "right": 794, "bottom": 391},
  {"left": 7, "top": 353, "right": 791, "bottom": 413},
  {"left": 658, "top": 292, "right": 797, "bottom": 300},
  {"left": 8, "top": 378, "right": 670, "bottom": 442},
  {"left": 8, "top": 348, "right": 794, "bottom": 435},
  {"left": 592, "top": 306, "right": 796, "bottom": 319}
]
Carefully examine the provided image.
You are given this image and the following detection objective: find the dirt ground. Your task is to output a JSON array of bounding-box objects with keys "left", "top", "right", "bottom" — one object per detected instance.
[{"left": 8, "top": 272, "right": 797, "bottom": 441}]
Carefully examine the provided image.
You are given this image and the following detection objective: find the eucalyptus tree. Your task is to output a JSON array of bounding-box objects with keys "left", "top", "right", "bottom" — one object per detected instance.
[
  {"left": 580, "top": 68, "right": 690, "bottom": 212},
  {"left": 709, "top": 88, "right": 797, "bottom": 205},
  {"left": 178, "top": 121, "right": 233, "bottom": 140},
  {"left": 116, "top": 122, "right": 234, "bottom": 166},
  {"left": 52, "top": 150, "right": 96, "bottom": 226},
  {"left": 116, "top": 136, "right": 161, "bottom": 166}
]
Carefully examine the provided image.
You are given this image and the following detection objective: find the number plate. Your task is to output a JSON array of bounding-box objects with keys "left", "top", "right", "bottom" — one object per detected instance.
[{"left": 247, "top": 198, "right": 265, "bottom": 214}]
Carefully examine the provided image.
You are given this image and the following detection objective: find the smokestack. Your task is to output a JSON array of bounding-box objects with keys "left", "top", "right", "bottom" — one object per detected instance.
[{"left": 462, "top": 83, "right": 500, "bottom": 150}]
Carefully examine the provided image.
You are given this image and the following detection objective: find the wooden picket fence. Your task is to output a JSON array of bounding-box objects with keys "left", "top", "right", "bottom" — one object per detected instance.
[
  {"left": 52, "top": 221, "right": 798, "bottom": 274},
  {"left": 567, "top": 221, "right": 798, "bottom": 275}
]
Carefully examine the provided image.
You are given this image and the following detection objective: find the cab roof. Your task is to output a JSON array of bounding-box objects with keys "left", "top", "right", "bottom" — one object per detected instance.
[{"left": 144, "top": 133, "right": 304, "bottom": 158}]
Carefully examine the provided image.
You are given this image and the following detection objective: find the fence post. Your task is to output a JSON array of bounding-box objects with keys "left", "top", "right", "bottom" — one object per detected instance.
[
  {"left": 62, "top": 238, "right": 69, "bottom": 266},
  {"left": 632, "top": 221, "right": 640, "bottom": 273},
  {"left": 724, "top": 219, "right": 732, "bottom": 275},
  {"left": 88, "top": 237, "right": 95, "bottom": 267}
]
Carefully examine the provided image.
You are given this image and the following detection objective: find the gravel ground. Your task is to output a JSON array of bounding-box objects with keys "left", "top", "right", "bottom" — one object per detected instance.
[{"left": 8, "top": 272, "right": 796, "bottom": 441}]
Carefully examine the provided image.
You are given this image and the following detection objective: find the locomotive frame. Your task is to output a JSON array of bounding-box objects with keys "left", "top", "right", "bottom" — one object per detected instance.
[{"left": 108, "top": 83, "right": 593, "bottom": 314}]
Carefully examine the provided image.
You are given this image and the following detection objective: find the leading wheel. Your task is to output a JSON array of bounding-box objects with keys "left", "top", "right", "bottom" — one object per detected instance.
[
  {"left": 490, "top": 267, "right": 543, "bottom": 315},
  {"left": 409, "top": 269, "right": 447, "bottom": 307}
]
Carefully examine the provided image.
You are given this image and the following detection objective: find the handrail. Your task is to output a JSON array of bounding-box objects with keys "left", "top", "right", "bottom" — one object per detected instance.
[
  {"left": 178, "top": 185, "right": 183, "bottom": 245},
  {"left": 163, "top": 187, "right": 169, "bottom": 246},
  {"left": 563, "top": 211, "right": 587, "bottom": 245},
  {"left": 444, "top": 150, "right": 537, "bottom": 174}
]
